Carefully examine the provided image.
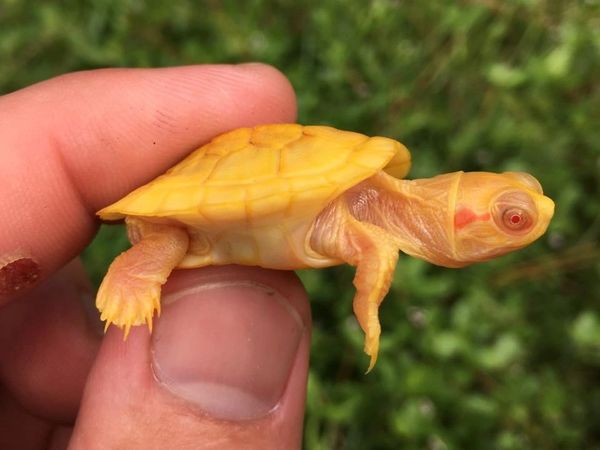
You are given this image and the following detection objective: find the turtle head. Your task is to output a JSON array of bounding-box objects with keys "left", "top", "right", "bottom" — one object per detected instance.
[
  {"left": 341, "top": 170, "right": 553, "bottom": 269},
  {"left": 449, "top": 171, "right": 555, "bottom": 266}
]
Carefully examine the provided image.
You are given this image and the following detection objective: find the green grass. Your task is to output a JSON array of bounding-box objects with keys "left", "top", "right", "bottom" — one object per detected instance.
[{"left": 2, "top": 1, "right": 599, "bottom": 448}]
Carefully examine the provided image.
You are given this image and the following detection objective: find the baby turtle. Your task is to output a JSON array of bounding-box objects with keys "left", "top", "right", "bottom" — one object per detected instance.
[{"left": 96, "top": 124, "right": 554, "bottom": 370}]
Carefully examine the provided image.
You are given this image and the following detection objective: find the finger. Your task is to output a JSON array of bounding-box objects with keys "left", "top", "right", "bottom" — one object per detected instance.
[
  {"left": 0, "top": 64, "right": 297, "bottom": 302},
  {"left": 0, "top": 385, "right": 73, "bottom": 450},
  {"left": 0, "top": 386, "right": 53, "bottom": 450},
  {"left": 0, "top": 259, "right": 100, "bottom": 423},
  {"left": 71, "top": 266, "right": 311, "bottom": 449}
]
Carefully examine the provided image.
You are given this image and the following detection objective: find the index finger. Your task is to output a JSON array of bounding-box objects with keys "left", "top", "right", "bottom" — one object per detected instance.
[{"left": 0, "top": 64, "right": 297, "bottom": 300}]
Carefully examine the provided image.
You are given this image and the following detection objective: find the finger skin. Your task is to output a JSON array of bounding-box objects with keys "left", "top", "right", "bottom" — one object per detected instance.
[
  {"left": 0, "top": 65, "right": 298, "bottom": 443},
  {"left": 0, "top": 260, "right": 100, "bottom": 423},
  {"left": 70, "top": 267, "right": 311, "bottom": 450},
  {"left": 0, "top": 386, "right": 53, "bottom": 450},
  {"left": 0, "top": 64, "right": 297, "bottom": 300}
]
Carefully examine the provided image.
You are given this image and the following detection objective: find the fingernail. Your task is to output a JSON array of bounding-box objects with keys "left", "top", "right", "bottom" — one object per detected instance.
[
  {"left": 151, "top": 280, "right": 304, "bottom": 421},
  {"left": 0, "top": 255, "right": 41, "bottom": 302}
]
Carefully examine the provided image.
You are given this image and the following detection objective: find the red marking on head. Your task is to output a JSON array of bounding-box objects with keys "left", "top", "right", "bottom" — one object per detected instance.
[
  {"left": 455, "top": 209, "right": 490, "bottom": 229},
  {"left": 455, "top": 208, "right": 477, "bottom": 229}
]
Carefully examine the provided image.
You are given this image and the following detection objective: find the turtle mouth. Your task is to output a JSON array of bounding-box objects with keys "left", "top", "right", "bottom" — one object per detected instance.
[
  {"left": 538, "top": 195, "right": 555, "bottom": 223},
  {"left": 526, "top": 194, "right": 555, "bottom": 242}
]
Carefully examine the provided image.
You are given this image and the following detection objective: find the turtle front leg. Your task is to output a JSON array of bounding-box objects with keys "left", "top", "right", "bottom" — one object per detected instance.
[
  {"left": 96, "top": 218, "right": 189, "bottom": 337},
  {"left": 311, "top": 203, "right": 399, "bottom": 371}
]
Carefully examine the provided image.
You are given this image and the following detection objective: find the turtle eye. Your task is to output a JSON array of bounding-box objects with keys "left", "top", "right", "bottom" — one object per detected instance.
[
  {"left": 493, "top": 191, "right": 537, "bottom": 234},
  {"left": 502, "top": 207, "right": 530, "bottom": 231}
]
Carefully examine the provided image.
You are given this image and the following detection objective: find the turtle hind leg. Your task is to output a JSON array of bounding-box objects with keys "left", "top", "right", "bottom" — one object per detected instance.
[
  {"left": 311, "top": 203, "right": 399, "bottom": 372},
  {"left": 96, "top": 219, "right": 189, "bottom": 337}
]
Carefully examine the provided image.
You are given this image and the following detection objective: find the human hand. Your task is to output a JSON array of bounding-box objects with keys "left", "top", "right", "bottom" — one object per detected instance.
[{"left": 0, "top": 64, "right": 311, "bottom": 449}]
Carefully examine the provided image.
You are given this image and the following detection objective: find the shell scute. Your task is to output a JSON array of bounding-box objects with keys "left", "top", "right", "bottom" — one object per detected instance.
[
  {"left": 197, "top": 201, "right": 246, "bottom": 223},
  {"left": 286, "top": 184, "right": 340, "bottom": 217},
  {"left": 250, "top": 123, "right": 303, "bottom": 147},
  {"left": 210, "top": 127, "right": 252, "bottom": 147},
  {"left": 201, "top": 185, "right": 247, "bottom": 205},
  {"left": 246, "top": 178, "right": 290, "bottom": 200},
  {"left": 165, "top": 153, "right": 219, "bottom": 180},
  {"left": 157, "top": 183, "right": 204, "bottom": 212},
  {"left": 303, "top": 125, "right": 366, "bottom": 143},
  {"left": 204, "top": 145, "right": 280, "bottom": 184},
  {"left": 247, "top": 194, "right": 291, "bottom": 222},
  {"left": 97, "top": 124, "right": 410, "bottom": 224},
  {"left": 350, "top": 137, "right": 405, "bottom": 169},
  {"left": 279, "top": 131, "right": 365, "bottom": 178}
]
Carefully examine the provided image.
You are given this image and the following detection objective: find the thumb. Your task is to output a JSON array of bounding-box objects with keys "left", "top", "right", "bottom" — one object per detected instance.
[{"left": 70, "top": 266, "right": 311, "bottom": 449}]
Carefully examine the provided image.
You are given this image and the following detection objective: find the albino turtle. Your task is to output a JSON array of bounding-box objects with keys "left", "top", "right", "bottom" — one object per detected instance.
[{"left": 96, "top": 124, "right": 554, "bottom": 370}]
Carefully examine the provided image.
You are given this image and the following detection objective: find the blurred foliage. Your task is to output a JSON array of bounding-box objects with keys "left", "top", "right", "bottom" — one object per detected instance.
[{"left": 2, "top": 0, "right": 599, "bottom": 448}]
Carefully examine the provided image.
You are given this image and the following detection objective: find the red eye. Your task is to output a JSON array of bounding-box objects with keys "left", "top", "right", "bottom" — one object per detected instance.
[
  {"left": 493, "top": 191, "right": 537, "bottom": 234},
  {"left": 502, "top": 208, "right": 529, "bottom": 231}
]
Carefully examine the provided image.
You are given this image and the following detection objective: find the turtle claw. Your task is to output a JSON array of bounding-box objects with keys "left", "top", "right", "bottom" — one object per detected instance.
[
  {"left": 95, "top": 222, "right": 188, "bottom": 340},
  {"left": 364, "top": 336, "right": 380, "bottom": 374},
  {"left": 123, "top": 323, "right": 132, "bottom": 340},
  {"left": 96, "top": 259, "right": 162, "bottom": 339},
  {"left": 145, "top": 309, "right": 154, "bottom": 333}
]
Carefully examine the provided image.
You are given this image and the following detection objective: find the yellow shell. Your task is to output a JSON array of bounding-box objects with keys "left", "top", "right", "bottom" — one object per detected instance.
[
  {"left": 99, "top": 124, "right": 410, "bottom": 222},
  {"left": 98, "top": 124, "right": 411, "bottom": 269}
]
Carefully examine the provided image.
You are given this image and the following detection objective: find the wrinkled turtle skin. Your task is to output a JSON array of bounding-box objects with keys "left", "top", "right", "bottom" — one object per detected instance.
[{"left": 96, "top": 124, "right": 555, "bottom": 370}]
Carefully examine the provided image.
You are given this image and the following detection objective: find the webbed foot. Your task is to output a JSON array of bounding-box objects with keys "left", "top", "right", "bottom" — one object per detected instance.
[{"left": 96, "top": 219, "right": 189, "bottom": 337}]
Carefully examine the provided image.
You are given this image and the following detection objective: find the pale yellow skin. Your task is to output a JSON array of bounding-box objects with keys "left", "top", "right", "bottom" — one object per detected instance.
[{"left": 96, "top": 124, "right": 555, "bottom": 370}]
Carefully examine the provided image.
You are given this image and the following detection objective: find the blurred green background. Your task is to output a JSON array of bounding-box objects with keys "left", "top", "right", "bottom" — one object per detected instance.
[{"left": 2, "top": 0, "right": 599, "bottom": 448}]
